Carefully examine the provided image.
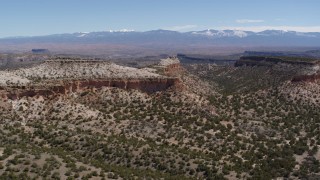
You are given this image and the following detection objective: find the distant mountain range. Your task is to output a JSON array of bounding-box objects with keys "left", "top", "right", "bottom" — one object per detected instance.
[{"left": 1, "top": 29, "right": 320, "bottom": 47}]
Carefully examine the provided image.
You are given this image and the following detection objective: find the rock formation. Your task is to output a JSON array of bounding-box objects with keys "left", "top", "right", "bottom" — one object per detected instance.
[
  {"left": 156, "top": 57, "right": 183, "bottom": 76},
  {"left": 0, "top": 58, "right": 183, "bottom": 99}
]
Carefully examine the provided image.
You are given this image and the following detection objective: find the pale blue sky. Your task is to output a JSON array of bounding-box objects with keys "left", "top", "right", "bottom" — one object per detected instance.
[{"left": 0, "top": 0, "right": 319, "bottom": 37}]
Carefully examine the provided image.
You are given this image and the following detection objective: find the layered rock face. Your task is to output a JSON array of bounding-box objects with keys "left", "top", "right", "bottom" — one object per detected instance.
[
  {"left": 65, "top": 78, "right": 179, "bottom": 93},
  {"left": 2, "top": 78, "right": 179, "bottom": 99},
  {"left": 0, "top": 59, "right": 182, "bottom": 99}
]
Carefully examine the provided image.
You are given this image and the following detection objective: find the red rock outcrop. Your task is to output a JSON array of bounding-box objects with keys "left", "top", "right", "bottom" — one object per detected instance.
[
  {"left": 62, "top": 78, "right": 180, "bottom": 94},
  {"left": 163, "top": 63, "right": 183, "bottom": 76}
]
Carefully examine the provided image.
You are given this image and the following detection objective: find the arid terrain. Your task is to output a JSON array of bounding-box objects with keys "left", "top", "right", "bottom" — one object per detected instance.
[{"left": 0, "top": 54, "right": 319, "bottom": 179}]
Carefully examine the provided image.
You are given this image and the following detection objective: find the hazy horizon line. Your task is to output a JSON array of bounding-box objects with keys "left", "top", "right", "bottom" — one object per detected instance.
[{"left": 1, "top": 26, "right": 320, "bottom": 39}]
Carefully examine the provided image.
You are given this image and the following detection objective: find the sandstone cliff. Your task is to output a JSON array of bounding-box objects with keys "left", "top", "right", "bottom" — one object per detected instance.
[{"left": 0, "top": 59, "right": 183, "bottom": 99}]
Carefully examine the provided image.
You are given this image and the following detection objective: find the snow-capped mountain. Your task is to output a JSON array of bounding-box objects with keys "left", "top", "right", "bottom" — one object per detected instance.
[
  {"left": 108, "top": 29, "right": 135, "bottom": 33},
  {"left": 191, "top": 29, "right": 250, "bottom": 38},
  {"left": 1, "top": 29, "right": 320, "bottom": 47}
]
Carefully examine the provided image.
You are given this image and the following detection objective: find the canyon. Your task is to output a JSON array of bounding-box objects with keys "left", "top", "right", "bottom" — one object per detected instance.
[{"left": 1, "top": 53, "right": 320, "bottom": 179}]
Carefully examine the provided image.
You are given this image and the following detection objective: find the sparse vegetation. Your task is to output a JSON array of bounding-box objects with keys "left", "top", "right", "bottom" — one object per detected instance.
[{"left": 0, "top": 57, "right": 319, "bottom": 179}]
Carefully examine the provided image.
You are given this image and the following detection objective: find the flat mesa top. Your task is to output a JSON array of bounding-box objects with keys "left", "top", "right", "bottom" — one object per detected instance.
[{"left": 0, "top": 60, "right": 169, "bottom": 86}]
